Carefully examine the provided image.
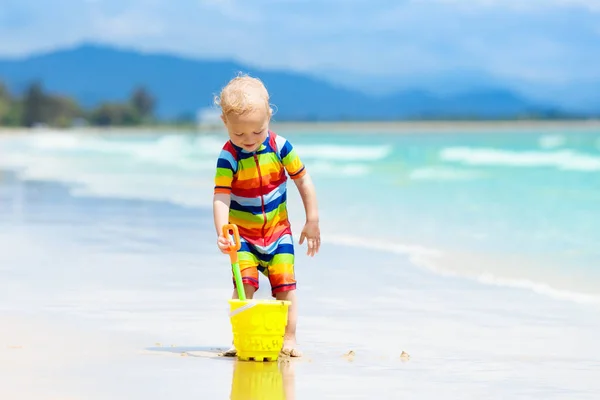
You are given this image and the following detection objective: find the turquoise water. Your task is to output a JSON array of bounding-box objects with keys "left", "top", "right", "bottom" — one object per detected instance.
[{"left": 1, "top": 126, "right": 599, "bottom": 303}]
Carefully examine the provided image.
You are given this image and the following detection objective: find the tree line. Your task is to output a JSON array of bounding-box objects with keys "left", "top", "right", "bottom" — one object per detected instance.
[
  {"left": 1, "top": 79, "right": 595, "bottom": 128},
  {"left": 0, "top": 80, "right": 156, "bottom": 128}
]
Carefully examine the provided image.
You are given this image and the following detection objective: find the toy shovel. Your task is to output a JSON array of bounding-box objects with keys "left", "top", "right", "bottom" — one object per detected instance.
[{"left": 223, "top": 223, "right": 245, "bottom": 301}]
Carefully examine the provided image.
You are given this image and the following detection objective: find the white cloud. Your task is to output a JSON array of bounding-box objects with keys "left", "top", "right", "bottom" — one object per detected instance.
[
  {"left": 0, "top": 0, "right": 598, "bottom": 85},
  {"left": 89, "top": 11, "right": 166, "bottom": 40}
]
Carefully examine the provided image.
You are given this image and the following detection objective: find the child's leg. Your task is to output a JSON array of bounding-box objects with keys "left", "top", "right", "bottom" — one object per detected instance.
[
  {"left": 275, "top": 289, "right": 300, "bottom": 357},
  {"left": 264, "top": 234, "right": 301, "bottom": 356},
  {"left": 231, "top": 284, "right": 256, "bottom": 300},
  {"left": 232, "top": 238, "right": 260, "bottom": 296}
]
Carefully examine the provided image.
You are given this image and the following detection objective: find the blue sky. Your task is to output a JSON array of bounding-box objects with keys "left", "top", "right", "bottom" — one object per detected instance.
[{"left": 1, "top": 0, "right": 599, "bottom": 95}]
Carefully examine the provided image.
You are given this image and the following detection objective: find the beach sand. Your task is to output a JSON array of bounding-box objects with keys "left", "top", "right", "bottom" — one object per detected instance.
[{"left": 1, "top": 173, "right": 600, "bottom": 399}]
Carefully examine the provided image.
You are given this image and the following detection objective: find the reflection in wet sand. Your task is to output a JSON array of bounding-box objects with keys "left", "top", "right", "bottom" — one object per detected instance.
[{"left": 230, "top": 359, "right": 295, "bottom": 400}]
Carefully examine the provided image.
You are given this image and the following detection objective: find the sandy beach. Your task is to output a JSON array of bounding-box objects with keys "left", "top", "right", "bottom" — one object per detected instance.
[
  {"left": 1, "top": 168, "right": 600, "bottom": 400},
  {"left": 2, "top": 229, "right": 599, "bottom": 399}
]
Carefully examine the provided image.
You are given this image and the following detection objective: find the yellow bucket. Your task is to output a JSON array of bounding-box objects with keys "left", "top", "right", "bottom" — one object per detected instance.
[{"left": 228, "top": 299, "right": 291, "bottom": 361}]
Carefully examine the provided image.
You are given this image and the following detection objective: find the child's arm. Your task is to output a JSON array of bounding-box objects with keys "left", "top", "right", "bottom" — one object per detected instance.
[
  {"left": 293, "top": 172, "right": 319, "bottom": 223},
  {"left": 213, "top": 192, "right": 232, "bottom": 253},
  {"left": 275, "top": 133, "right": 320, "bottom": 256},
  {"left": 293, "top": 172, "right": 320, "bottom": 256},
  {"left": 213, "top": 143, "right": 236, "bottom": 253},
  {"left": 213, "top": 192, "right": 231, "bottom": 235}
]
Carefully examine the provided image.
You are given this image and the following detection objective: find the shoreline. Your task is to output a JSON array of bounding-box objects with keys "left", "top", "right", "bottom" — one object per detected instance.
[
  {"left": 2, "top": 162, "right": 598, "bottom": 307},
  {"left": 1, "top": 118, "right": 600, "bottom": 135}
]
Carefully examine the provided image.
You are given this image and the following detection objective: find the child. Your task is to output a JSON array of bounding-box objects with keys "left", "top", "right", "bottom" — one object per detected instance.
[{"left": 212, "top": 74, "right": 320, "bottom": 357}]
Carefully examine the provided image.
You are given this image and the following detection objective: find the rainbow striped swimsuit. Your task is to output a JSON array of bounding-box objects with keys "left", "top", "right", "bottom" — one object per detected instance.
[{"left": 214, "top": 131, "right": 306, "bottom": 295}]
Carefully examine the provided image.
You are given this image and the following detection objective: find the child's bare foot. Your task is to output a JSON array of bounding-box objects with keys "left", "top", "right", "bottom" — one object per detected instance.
[{"left": 281, "top": 337, "right": 302, "bottom": 357}]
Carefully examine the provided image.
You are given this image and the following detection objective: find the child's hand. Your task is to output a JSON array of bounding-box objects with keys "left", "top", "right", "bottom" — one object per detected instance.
[
  {"left": 217, "top": 234, "right": 232, "bottom": 254},
  {"left": 299, "top": 220, "right": 320, "bottom": 257}
]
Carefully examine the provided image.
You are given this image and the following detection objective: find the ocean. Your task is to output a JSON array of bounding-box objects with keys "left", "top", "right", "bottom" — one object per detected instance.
[{"left": 1, "top": 123, "right": 599, "bottom": 399}]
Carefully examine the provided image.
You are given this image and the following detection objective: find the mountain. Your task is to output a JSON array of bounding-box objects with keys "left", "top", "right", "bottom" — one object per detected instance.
[
  {"left": 309, "top": 68, "right": 504, "bottom": 97},
  {"left": 0, "top": 43, "right": 561, "bottom": 121},
  {"left": 315, "top": 67, "right": 600, "bottom": 115}
]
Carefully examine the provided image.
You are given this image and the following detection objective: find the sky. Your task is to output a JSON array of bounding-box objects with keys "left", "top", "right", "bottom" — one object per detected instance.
[{"left": 0, "top": 0, "right": 599, "bottom": 94}]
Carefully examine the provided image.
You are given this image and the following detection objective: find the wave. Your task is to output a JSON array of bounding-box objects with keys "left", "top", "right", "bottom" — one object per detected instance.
[
  {"left": 476, "top": 273, "right": 600, "bottom": 305},
  {"left": 0, "top": 133, "right": 375, "bottom": 210},
  {"left": 440, "top": 147, "right": 600, "bottom": 171},
  {"left": 324, "top": 234, "right": 600, "bottom": 306},
  {"left": 3, "top": 132, "right": 391, "bottom": 172}
]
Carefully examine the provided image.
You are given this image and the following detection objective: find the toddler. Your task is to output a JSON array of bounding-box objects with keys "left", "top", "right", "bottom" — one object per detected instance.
[{"left": 212, "top": 74, "right": 320, "bottom": 357}]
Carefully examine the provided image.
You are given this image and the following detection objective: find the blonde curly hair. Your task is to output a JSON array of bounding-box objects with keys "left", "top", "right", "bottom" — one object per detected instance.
[{"left": 214, "top": 73, "right": 273, "bottom": 119}]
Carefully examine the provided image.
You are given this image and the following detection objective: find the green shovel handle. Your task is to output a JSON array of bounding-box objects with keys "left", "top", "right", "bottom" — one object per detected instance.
[{"left": 223, "top": 224, "right": 246, "bottom": 301}]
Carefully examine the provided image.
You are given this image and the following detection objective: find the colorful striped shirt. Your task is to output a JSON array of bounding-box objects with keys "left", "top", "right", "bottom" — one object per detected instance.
[{"left": 214, "top": 131, "right": 307, "bottom": 247}]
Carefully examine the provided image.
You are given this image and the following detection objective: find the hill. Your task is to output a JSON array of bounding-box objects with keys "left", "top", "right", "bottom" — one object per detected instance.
[{"left": 0, "top": 43, "right": 560, "bottom": 121}]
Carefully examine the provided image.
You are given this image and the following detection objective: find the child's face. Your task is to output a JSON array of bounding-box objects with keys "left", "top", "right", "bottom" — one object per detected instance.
[{"left": 223, "top": 107, "right": 270, "bottom": 153}]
